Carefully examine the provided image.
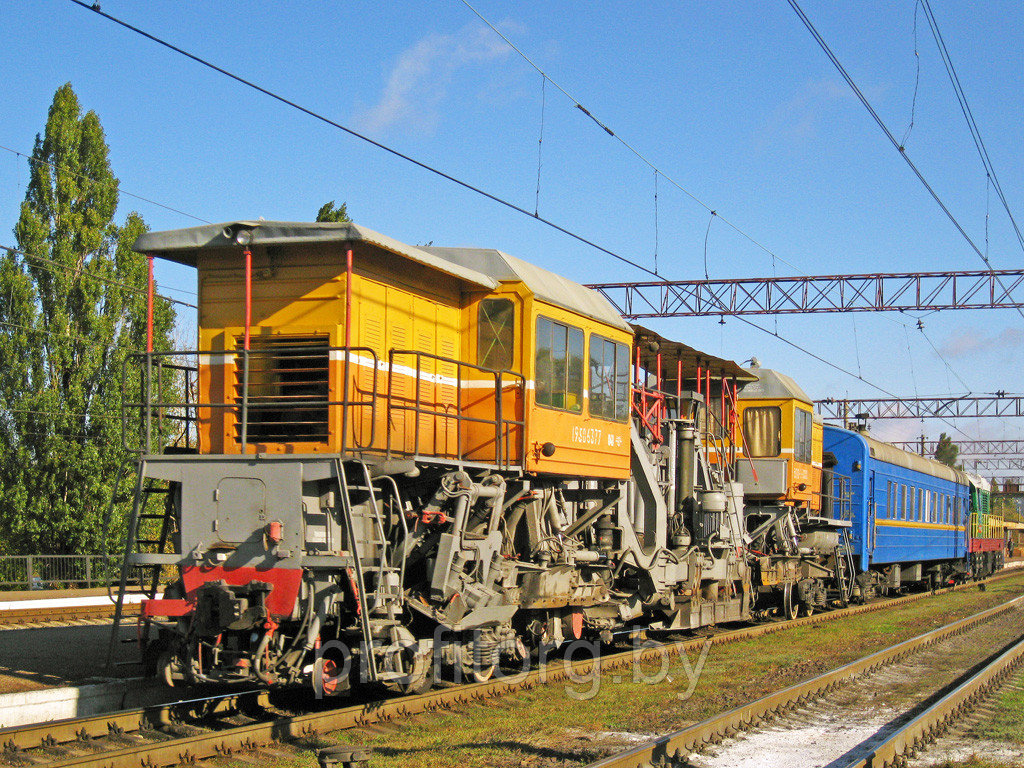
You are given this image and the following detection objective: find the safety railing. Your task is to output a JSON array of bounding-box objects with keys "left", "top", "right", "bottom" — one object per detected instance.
[
  {"left": 122, "top": 352, "right": 197, "bottom": 454},
  {"left": 386, "top": 350, "right": 526, "bottom": 470},
  {"left": 122, "top": 345, "right": 381, "bottom": 455},
  {"left": 0, "top": 554, "right": 134, "bottom": 590},
  {"left": 818, "top": 468, "right": 853, "bottom": 522}
]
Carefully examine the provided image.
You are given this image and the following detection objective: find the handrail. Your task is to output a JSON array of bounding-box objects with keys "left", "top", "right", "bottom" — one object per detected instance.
[
  {"left": 122, "top": 345, "right": 380, "bottom": 455},
  {"left": 386, "top": 349, "right": 526, "bottom": 470}
]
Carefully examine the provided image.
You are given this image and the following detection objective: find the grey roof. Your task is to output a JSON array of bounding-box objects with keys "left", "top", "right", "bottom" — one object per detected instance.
[
  {"left": 864, "top": 433, "right": 969, "bottom": 485},
  {"left": 736, "top": 366, "right": 813, "bottom": 404},
  {"left": 421, "top": 246, "right": 631, "bottom": 332},
  {"left": 134, "top": 222, "right": 630, "bottom": 329},
  {"left": 133, "top": 221, "right": 498, "bottom": 290},
  {"left": 964, "top": 473, "right": 991, "bottom": 492}
]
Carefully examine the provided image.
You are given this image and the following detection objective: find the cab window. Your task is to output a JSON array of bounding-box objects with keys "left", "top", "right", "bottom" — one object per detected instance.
[
  {"left": 589, "top": 334, "right": 630, "bottom": 422},
  {"left": 478, "top": 298, "right": 515, "bottom": 371},
  {"left": 743, "top": 406, "right": 781, "bottom": 458},
  {"left": 535, "top": 316, "right": 584, "bottom": 413},
  {"left": 794, "top": 408, "right": 812, "bottom": 464}
]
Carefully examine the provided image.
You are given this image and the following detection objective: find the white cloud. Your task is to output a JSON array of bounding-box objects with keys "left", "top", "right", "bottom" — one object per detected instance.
[
  {"left": 352, "top": 22, "right": 517, "bottom": 137},
  {"left": 937, "top": 326, "right": 1024, "bottom": 358}
]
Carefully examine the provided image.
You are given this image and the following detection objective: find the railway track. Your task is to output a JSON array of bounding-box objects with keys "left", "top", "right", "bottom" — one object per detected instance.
[
  {"left": 1, "top": 569, "right": 1021, "bottom": 768},
  {"left": 0, "top": 603, "right": 140, "bottom": 628},
  {"left": 587, "top": 591, "right": 1024, "bottom": 767}
]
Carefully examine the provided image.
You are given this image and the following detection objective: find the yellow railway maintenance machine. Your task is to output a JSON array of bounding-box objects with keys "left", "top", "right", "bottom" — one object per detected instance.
[
  {"left": 113, "top": 221, "right": 758, "bottom": 691},
  {"left": 734, "top": 364, "right": 856, "bottom": 617}
]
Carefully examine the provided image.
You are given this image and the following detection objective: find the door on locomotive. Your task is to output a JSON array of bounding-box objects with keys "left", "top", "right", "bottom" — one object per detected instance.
[
  {"left": 734, "top": 364, "right": 855, "bottom": 616},
  {"left": 116, "top": 221, "right": 763, "bottom": 692}
]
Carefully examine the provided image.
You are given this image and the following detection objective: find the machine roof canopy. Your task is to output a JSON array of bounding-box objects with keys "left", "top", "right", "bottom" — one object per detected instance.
[
  {"left": 631, "top": 324, "right": 757, "bottom": 390},
  {"left": 134, "top": 220, "right": 498, "bottom": 290},
  {"left": 134, "top": 221, "right": 633, "bottom": 331}
]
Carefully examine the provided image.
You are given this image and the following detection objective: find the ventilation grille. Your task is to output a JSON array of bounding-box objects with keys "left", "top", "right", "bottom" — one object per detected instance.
[{"left": 234, "top": 335, "right": 330, "bottom": 443}]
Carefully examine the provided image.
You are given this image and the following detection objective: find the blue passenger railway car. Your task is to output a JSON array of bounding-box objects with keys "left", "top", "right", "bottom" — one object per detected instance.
[{"left": 823, "top": 424, "right": 971, "bottom": 596}]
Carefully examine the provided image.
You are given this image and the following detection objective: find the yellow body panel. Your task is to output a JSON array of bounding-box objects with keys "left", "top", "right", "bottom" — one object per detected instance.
[
  {"left": 735, "top": 398, "right": 821, "bottom": 511},
  {"left": 191, "top": 241, "right": 630, "bottom": 478},
  {"left": 523, "top": 300, "right": 631, "bottom": 479}
]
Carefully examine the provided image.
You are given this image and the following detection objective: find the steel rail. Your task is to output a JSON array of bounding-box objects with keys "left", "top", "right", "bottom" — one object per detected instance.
[
  {"left": 584, "top": 593, "right": 1024, "bottom": 768},
  {"left": 849, "top": 636, "right": 1024, "bottom": 767},
  {"left": 0, "top": 603, "right": 139, "bottom": 627},
  {"left": 4, "top": 568, "right": 1022, "bottom": 768}
]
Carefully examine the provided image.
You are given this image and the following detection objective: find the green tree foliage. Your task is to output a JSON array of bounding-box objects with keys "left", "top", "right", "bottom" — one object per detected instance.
[
  {"left": 315, "top": 200, "right": 350, "bottom": 223},
  {"left": 934, "top": 432, "right": 960, "bottom": 468},
  {"left": 0, "top": 84, "right": 175, "bottom": 556}
]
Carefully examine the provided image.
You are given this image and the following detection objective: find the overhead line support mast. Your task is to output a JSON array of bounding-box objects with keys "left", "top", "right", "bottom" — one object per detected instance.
[
  {"left": 816, "top": 395, "right": 1024, "bottom": 421},
  {"left": 588, "top": 269, "right": 1024, "bottom": 317}
]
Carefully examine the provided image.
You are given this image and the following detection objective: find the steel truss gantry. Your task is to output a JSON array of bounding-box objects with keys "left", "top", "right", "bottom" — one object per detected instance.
[
  {"left": 588, "top": 269, "right": 1024, "bottom": 317},
  {"left": 964, "top": 457, "right": 1024, "bottom": 472},
  {"left": 815, "top": 395, "right": 1024, "bottom": 420},
  {"left": 891, "top": 439, "right": 1024, "bottom": 456}
]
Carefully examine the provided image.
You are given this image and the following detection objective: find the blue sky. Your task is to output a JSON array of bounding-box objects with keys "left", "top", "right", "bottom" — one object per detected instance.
[{"left": 2, "top": 1, "right": 1023, "bottom": 455}]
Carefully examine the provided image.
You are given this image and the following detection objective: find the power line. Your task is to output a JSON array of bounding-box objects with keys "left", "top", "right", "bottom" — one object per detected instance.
[
  {"left": 458, "top": 0, "right": 807, "bottom": 277},
  {"left": 66, "top": 0, "right": 973, "bottom": 440},
  {"left": 0, "top": 143, "right": 210, "bottom": 226},
  {"left": 66, "top": 0, "right": 660, "bottom": 281},
  {"left": 785, "top": 0, "right": 1024, "bottom": 325},
  {"left": 459, "top": 0, "right": 980, "bottom": 401},
  {"left": 2, "top": 244, "right": 197, "bottom": 309},
  {"left": 0, "top": 319, "right": 92, "bottom": 344},
  {"left": 5, "top": 408, "right": 120, "bottom": 420},
  {"left": 919, "top": 0, "right": 1024, "bottom": 254}
]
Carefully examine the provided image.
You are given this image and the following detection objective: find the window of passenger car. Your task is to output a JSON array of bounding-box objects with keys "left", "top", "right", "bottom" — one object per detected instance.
[
  {"left": 743, "top": 406, "right": 782, "bottom": 458},
  {"left": 794, "top": 408, "right": 813, "bottom": 464},
  {"left": 478, "top": 298, "right": 515, "bottom": 371},
  {"left": 588, "top": 334, "right": 630, "bottom": 422},
  {"left": 535, "top": 315, "right": 584, "bottom": 413}
]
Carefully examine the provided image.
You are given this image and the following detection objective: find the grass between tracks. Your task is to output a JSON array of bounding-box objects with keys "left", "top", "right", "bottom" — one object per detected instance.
[{"left": 252, "top": 574, "right": 1024, "bottom": 768}]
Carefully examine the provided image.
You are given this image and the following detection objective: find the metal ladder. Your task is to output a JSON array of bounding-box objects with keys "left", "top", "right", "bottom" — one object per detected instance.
[
  {"left": 106, "top": 461, "right": 177, "bottom": 669},
  {"left": 333, "top": 459, "right": 405, "bottom": 682}
]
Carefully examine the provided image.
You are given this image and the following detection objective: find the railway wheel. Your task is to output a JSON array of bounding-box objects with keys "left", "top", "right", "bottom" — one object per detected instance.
[
  {"left": 463, "top": 662, "right": 496, "bottom": 683},
  {"left": 782, "top": 582, "right": 798, "bottom": 620}
]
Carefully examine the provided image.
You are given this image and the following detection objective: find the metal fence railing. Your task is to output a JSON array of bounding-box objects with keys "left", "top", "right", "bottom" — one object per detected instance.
[{"left": 0, "top": 555, "right": 131, "bottom": 591}]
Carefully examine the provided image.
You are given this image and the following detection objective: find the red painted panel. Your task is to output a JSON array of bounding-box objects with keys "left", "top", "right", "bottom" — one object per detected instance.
[
  {"left": 970, "top": 538, "right": 1006, "bottom": 553},
  {"left": 181, "top": 565, "right": 302, "bottom": 618},
  {"left": 142, "top": 598, "right": 192, "bottom": 617}
]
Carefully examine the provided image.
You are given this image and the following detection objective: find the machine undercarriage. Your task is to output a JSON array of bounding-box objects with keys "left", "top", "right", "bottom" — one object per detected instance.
[{"left": 118, "top": 393, "right": 766, "bottom": 694}]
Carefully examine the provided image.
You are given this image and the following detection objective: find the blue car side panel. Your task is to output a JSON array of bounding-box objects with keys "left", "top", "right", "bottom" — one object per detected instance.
[
  {"left": 824, "top": 428, "right": 871, "bottom": 566},
  {"left": 823, "top": 425, "right": 969, "bottom": 574}
]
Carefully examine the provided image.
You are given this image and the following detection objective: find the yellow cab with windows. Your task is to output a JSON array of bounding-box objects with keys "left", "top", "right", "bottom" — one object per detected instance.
[
  {"left": 156, "top": 222, "right": 633, "bottom": 479},
  {"left": 735, "top": 364, "right": 823, "bottom": 513}
]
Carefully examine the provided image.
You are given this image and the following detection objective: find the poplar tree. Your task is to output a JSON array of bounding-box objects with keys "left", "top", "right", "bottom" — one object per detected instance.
[
  {"left": 315, "top": 200, "right": 350, "bottom": 223},
  {"left": 934, "top": 432, "right": 959, "bottom": 468},
  {"left": 0, "top": 83, "right": 175, "bottom": 558}
]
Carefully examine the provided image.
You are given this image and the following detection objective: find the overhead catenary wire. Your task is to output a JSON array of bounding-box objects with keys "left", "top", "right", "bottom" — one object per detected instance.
[
  {"left": 900, "top": 0, "right": 923, "bottom": 149},
  {"left": 786, "top": 0, "right": 1024, "bottom": 325},
  {"left": 2, "top": 244, "right": 197, "bottom": 309},
  {"left": 66, "top": 0, "right": 982, "bottom": 439},
  {"left": 457, "top": 0, "right": 810, "bottom": 278},
  {"left": 920, "top": 0, "right": 1024, "bottom": 255},
  {"left": 534, "top": 74, "right": 546, "bottom": 217},
  {"left": 0, "top": 143, "right": 211, "bottom": 226},
  {"left": 458, "top": 0, "right": 982, "bottom": 408},
  {"left": 66, "top": 0, "right": 661, "bottom": 281}
]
